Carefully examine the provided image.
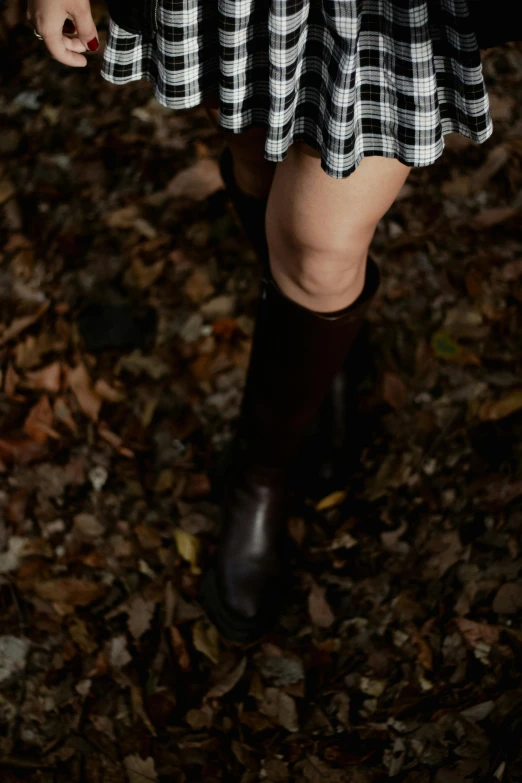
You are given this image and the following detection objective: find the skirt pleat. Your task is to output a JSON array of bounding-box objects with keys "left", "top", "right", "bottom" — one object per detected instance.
[{"left": 100, "top": 0, "right": 494, "bottom": 179}]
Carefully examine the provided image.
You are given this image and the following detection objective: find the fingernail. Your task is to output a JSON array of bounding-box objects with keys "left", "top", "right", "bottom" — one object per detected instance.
[{"left": 87, "top": 37, "right": 99, "bottom": 51}]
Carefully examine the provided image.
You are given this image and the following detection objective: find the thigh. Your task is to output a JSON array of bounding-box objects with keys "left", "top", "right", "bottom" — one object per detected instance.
[{"left": 267, "top": 141, "right": 412, "bottom": 255}]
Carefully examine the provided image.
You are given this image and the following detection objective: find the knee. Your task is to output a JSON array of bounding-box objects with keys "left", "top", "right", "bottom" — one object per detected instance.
[{"left": 266, "top": 211, "right": 372, "bottom": 300}]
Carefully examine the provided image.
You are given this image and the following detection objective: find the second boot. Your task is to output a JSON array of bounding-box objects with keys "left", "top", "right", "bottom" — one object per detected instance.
[{"left": 200, "top": 256, "right": 381, "bottom": 643}]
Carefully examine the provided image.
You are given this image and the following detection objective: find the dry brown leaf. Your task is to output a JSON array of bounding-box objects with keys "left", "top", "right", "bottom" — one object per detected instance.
[
  {"left": 127, "top": 595, "right": 157, "bottom": 640},
  {"left": 3, "top": 362, "right": 20, "bottom": 398},
  {"left": 23, "top": 361, "right": 62, "bottom": 393},
  {"left": 170, "top": 625, "right": 191, "bottom": 671},
  {"left": 67, "top": 362, "right": 102, "bottom": 422},
  {"left": 53, "top": 396, "right": 78, "bottom": 433},
  {"left": 425, "top": 530, "right": 466, "bottom": 578},
  {"left": 0, "top": 437, "right": 48, "bottom": 465},
  {"left": 0, "top": 301, "right": 50, "bottom": 346},
  {"left": 98, "top": 424, "right": 134, "bottom": 458},
  {"left": 23, "top": 395, "right": 60, "bottom": 442},
  {"left": 478, "top": 390, "right": 522, "bottom": 421},
  {"left": 123, "top": 754, "right": 158, "bottom": 783},
  {"left": 492, "top": 583, "right": 522, "bottom": 615},
  {"left": 203, "top": 656, "right": 247, "bottom": 703},
  {"left": 33, "top": 577, "right": 107, "bottom": 607},
  {"left": 184, "top": 268, "right": 215, "bottom": 303},
  {"left": 258, "top": 687, "right": 299, "bottom": 733},
  {"left": 501, "top": 258, "right": 522, "bottom": 281},
  {"left": 468, "top": 144, "right": 510, "bottom": 193},
  {"left": 129, "top": 256, "right": 165, "bottom": 289},
  {"left": 455, "top": 617, "right": 500, "bottom": 647},
  {"left": 382, "top": 371, "right": 409, "bottom": 409},
  {"left": 0, "top": 178, "right": 15, "bottom": 204},
  {"left": 192, "top": 617, "right": 220, "bottom": 664},
  {"left": 308, "top": 580, "right": 336, "bottom": 628},
  {"left": 470, "top": 206, "right": 518, "bottom": 230},
  {"left": 105, "top": 205, "right": 157, "bottom": 238},
  {"left": 68, "top": 617, "right": 98, "bottom": 654},
  {"left": 165, "top": 157, "right": 223, "bottom": 201},
  {"left": 407, "top": 624, "right": 434, "bottom": 671},
  {"left": 93, "top": 378, "right": 126, "bottom": 403}
]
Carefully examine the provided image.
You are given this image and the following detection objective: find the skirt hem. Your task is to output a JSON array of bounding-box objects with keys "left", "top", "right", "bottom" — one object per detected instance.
[{"left": 100, "top": 68, "right": 494, "bottom": 180}]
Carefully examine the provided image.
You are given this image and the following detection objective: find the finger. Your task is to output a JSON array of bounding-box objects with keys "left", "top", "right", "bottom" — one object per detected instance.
[
  {"left": 44, "top": 32, "right": 88, "bottom": 67},
  {"left": 71, "top": 6, "right": 99, "bottom": 52},
  {"left": 65, "top": 37, "right": 88, "bottom": 53}
]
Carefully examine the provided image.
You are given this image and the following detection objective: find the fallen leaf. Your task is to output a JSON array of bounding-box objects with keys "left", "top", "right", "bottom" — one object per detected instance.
[
  {"left": 430, "top": 330, "right": 480, "bottom": 365},
  {"left": 23, "top": 395, "right": 60, "bottom": 442},
  {"left": 492, "top": 583, "right": 522, "bottom": 615},
  {"left": 166, "top": 157, "right": 223, "bottom": 201},
  {"left": 0, "top": 301, "right": 50, "bottom": 346},
  {"left": 98, "top": 424, "right": 135, "bottom": 458},
  {"left": 382, "top": 371, "right": 409, "bottom": 409},
  {"left": 203, "top": 656, "right": 247, "bottom": 703},
  {"left": 468, "top": 144, "right": 510, "bottom": 193},
  {"left": 33, "top": 577, "right": 107, "bottom": 607},
  {"left": 192, "top": 618, "right": 220, "bottom": 664},
  {"left": 170, "top": 625, "right": 191, "bottom": 671},
  {"left": 53, "top": 397, "right": 77, "bottom": 433},
  {"left": 0, "top": 636, "right": 30, "bottom": 685},
  {"left": 73, "top": 513, "right": 105, "bottom": 539},
  {"left": 3, "top": 362, "right": 20, "bottom": 396},
  {"left": 315, "top": 490, "right": 347, "bottom": 512},
  {"left": 109, "top": 635, "right": 132, "bottom": 669},
  {"left": 0, "top": 537, "right": 29, "bottom": 574},
  {"left": 0, "top": 437, "right": 48, "bottom": 465},
  {"left": 67, "top": 362, "right": 102, "bottom": 422},
  {"left": 23, "top": 361, "right": 62, "bottom": 393},
  {"left": 123, "top": 754, "right": 158, "bottom": 783},
  {"left": 127, "top": 596, "right": 157, "bottom": 640},
  {"left": 173, "top": 528, "right": 201, "bottom": 575},
  {"left": 105, "top": 205, "right": 157, "bottom": 238},
  {"left": 470, "top": 206, "right": 518, "bottom": 229},
  {"left": 455, "top": 618, "right": 500, "bottom": 647},
  {"left": 478, "top": 390, "right": 522, "bottom": 421},
  {"left": 258, "top": 687, "right": 299, "bottom": 733},
  {"left": 501, "top": 258, "right": 522, "bottom": 281},
  {"left": 308, "top": 580, "right": 336, "bottom": 628},
  {"left": 129, "top": 256, "right": 165, "bottom": 289},
  {"left": 93, "top": 378, "right": 126, "bottom": 403}
]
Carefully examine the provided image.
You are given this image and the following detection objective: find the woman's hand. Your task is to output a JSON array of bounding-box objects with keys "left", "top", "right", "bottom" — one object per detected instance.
[{"left": 26, "top": 0, "right": 99, "bottom": 68}]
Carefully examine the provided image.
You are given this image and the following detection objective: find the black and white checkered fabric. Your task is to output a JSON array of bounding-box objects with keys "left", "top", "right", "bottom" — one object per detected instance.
[{"left": 100, "top": 0, "right": 493, "bottom": 179}]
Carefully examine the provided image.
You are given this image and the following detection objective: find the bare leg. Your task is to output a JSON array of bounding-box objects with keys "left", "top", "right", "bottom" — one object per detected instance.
[{"left": 265, "top": 142, "right": 411, "bottom": 313}]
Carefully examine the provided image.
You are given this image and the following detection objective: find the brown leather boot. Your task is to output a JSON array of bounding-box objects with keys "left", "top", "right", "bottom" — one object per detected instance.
[{"left": 200, "top": 257, "right": 381, "bottom": 643}]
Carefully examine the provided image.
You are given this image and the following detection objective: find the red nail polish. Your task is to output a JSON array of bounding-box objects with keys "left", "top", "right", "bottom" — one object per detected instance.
[{"left": 87, "top": 37, "right": 99, "bottom": 51}]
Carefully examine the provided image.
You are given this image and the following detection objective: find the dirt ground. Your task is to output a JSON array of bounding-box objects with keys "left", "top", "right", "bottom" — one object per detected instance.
[{"left": 1, "top": 8, "right": 522, "bottom": 782}]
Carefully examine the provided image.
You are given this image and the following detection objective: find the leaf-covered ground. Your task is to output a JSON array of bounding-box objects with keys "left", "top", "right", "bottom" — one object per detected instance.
[{"left": 1, "top": 8, "right": 522, "bottom": 782}]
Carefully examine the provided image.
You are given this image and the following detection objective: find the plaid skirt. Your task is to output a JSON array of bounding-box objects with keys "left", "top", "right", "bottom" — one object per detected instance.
[{"left": 100, "top": 0, "right": 494, "bottom": 180}]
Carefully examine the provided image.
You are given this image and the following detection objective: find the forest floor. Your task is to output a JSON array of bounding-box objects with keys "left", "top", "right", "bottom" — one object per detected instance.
[{"left": 1, "top": 9, "right": 522, "bottom": 783}]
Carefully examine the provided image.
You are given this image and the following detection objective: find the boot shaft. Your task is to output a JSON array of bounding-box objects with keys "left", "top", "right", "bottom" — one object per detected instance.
[{"left": 236, "top": 257, "right": 381, "bottom": 471}]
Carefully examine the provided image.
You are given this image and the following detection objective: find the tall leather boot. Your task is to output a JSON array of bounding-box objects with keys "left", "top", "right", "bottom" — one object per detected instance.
[
  {"left": 218, "top": 143, "right": 372, "bottom": 490},
  {"left": 200, "top": 256, "right": 381, "bottom": 643}
]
